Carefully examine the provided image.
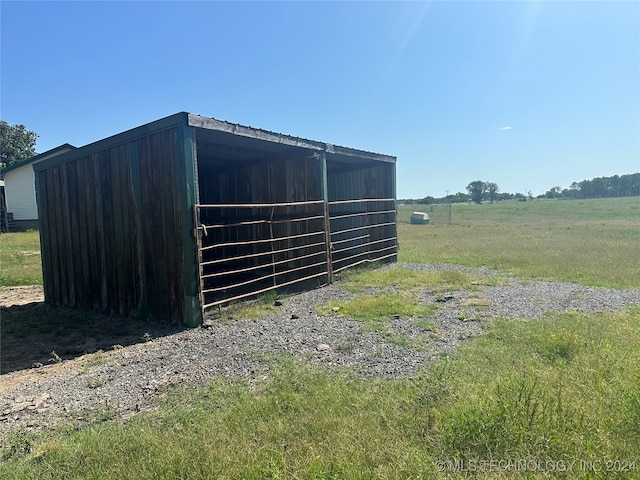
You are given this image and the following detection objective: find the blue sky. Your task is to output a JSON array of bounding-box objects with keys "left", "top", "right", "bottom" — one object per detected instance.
[{"left": 2, "top": 1, "right": 638, "bottom": 198}]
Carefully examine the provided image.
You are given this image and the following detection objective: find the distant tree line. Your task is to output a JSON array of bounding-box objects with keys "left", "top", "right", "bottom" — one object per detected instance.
[
  {"left": 543, "top": 173, "right": 639, "bottom": 199},
  {"left": 402, "top": 180, "right": 528, "bottom": 205},
  {"left": 400, "top": 173, "right": 639, "bottom": 205}
]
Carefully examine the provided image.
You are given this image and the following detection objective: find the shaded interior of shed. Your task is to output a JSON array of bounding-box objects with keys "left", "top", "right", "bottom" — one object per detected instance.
[
  {"left": 195, "top": 127, "right": 326, "bottom": 307},
  {"left": 193, "top": 126, "right": 396, "bottom": 308},
  {"left": 326, "top": 157, "right": 396, "bottom": 275}
]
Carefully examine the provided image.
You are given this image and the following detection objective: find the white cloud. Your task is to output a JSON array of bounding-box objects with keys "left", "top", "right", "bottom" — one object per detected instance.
[{"left": 498, "top": 126, "right": 512, "bottom": 130}]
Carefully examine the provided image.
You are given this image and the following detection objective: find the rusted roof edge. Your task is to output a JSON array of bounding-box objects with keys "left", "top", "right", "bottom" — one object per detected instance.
[{"left": 188, "top": 114, "right": 396, "bottom": 163}]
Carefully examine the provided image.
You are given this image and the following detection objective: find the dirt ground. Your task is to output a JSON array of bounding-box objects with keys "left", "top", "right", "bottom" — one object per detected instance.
[
  {"left": 0, "top": 285, "right": 45, "bottom": 307},
  {"left": 0, "top": 286, "right": 184, "bottom": 377}
]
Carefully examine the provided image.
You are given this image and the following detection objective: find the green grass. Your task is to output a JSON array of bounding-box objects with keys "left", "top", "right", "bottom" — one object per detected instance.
[
  {"left": 320, "top": 266, "right": 502, "bottom": 349},
  {"left": 209, "top": 291, "right": 281, "bottom": 321},
  {"left": 2, "top": 198, "right": 637, "bottom": 289},
  {"left": 318, "top": 291, "right": 437, "bottom": 324},
  {"left": 338, "top": 266, "right": 499, "bottom": 293},
  {"left": 0, "top": 230, "right": 42, "bottom": 286},
  {"left": 432, "top": 308, "right": 640, "bottom": 469},
  {"left": 399, "top": 197, "right": 640, "bottom": 289},
  {"left": 2, "top": 197, "right": 640, "bottom": 478},
  {"left": 3, "top": 308, "right": 639, "bottom": 479},
  {"left": 318, "top": 291, "right": 439, "bottom": 350}
]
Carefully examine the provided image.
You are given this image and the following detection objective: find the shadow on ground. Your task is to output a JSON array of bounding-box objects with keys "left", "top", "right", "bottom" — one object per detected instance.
[{"left": 1, "top": 302, "right": 187, "bottom": 374}]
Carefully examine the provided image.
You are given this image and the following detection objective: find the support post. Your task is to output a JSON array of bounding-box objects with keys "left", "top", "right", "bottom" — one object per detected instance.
[
  {"left": 320, "top": 151, "right": 334, "bottom": 284},
  {"left": 178, "top": 119, "right": 203, "bottom": 326}
]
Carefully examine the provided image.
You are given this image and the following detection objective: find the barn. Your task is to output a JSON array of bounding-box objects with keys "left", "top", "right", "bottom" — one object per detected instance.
[{"left": 34, "top": 112, "right": 397, "bottom": 326}]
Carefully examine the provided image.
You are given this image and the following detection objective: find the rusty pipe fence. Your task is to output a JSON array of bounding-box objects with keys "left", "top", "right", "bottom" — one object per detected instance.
[
  {"left": 195, "top": 198, "right": 396, "bottom": 315},
  {"left": 327, "top": 198, "right": 397, "bottom": 274}
]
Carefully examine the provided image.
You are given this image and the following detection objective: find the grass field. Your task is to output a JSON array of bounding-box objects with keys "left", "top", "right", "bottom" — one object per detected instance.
[
  {"left": 1, "top": 198, "right": 639, "bottom": 478},
  {"left": 399, "top": 197, "right": 640, "bottom": 289},
  {"left": 0, "top": 230, "right": 42, "bottom": 286}
]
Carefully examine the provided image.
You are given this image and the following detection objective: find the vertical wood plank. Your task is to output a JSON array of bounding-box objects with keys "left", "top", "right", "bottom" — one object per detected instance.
[
  {"left": 66, "top": 159, "right": 80, "bottom": 305},
  {"left": 101, "top": 148, "right": 118, "bottom": 314},
  {"left": 137, "top": 128, "right": 185, "bottom": 323},
  {"left": 74, "top": 158, "right": 90, "bottom": 308},
  {"left": 60, "top": 162, "right": 75, "bottom": 306},
  {"left": 50, "top": 166, "right": 66, "bottom": 304},
  {"left": 41, "top": 170, "right": 57, "bottom": 303}
]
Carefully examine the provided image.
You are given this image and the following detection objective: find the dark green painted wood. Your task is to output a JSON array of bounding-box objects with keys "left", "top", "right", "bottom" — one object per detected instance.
[
  {"left": 41, "top": 169, "right": 59, "bottom": 303},
  {"left": 34, "top": 170, "right": 49, "bottom": 301},
  {"left": 178, "top": 124, "right": 202, "bottom": 326},
  {"left": 33, "top": 113, "right": 188, "bottom": 173},
  {"left": 390, "top": 161, "right": 398, "bottom": 261},
  {"left": 320, "top": 152, "right": 333, "bottom": 284}
]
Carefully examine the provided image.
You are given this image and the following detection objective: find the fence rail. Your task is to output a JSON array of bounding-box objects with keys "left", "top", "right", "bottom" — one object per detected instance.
[
  {"left": 328, "top": 198, "right": 397, "bottom": 274},
  {"left": 194, "top": 198, "right": 398, "bottom": 315}
]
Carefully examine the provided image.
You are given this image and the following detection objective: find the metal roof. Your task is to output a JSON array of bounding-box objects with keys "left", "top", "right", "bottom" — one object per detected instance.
[
  {"left": 187, "top": 113, "right": 396, "bottom": 164},
  {"left": 33, "top": 112, "right": 396, "bottom": 172}
]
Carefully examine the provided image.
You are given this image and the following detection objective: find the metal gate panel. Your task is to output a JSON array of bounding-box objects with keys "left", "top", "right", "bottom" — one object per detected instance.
[
  {"left": 194, "top": 200, "right": 329, "bottom": 314},
  {"left": 328, "top": 198, "right": 397, "bottom": 274}
]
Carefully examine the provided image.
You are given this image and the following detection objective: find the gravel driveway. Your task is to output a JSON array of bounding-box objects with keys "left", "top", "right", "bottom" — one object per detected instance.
[{"left": 1, "top": 263, "right": 639, "bottom": 437}]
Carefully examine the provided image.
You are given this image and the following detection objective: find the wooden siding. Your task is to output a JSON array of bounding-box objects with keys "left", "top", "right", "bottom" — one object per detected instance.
[
  {"left": 198, "top": 153, "right": 323, "bottom": 204},
  {"left": 37, "top": 127, "right": 188, "bottom": 323},
  {"left": 327, "top": 162, "right": 397, "bottom": 271},
  {"left": 137, "top": 129, "right": 186, "bottom": 322},
  {"left": 327, "top": 162, "right": 395, "bottom": 202},
  {"left": 196, "top": 152, "right": 328, "bottom": 306},
  {"left": 38, "top": 147, "right": 142, "bottom": 314}
]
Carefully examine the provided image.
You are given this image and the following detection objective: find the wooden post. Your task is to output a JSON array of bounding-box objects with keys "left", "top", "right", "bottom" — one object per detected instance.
[
  {"left": 320, "top": 151, "right": 334, "bottom": 284},
  {"left": 178, "top": 120, "right": 203, "bottom": 327}
]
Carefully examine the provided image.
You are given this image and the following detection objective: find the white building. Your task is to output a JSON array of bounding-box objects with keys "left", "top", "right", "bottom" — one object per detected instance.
[{"left": 1, "top": 144, "right": 75, "bottom": 230}]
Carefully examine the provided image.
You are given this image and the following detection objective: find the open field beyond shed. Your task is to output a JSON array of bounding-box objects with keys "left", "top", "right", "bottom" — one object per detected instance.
[
  {"left": 1, "top": 197, "right": 639, "bottom": 479},
  {"left": 398, "top": 196, "right": 640, "bottom": 289}
]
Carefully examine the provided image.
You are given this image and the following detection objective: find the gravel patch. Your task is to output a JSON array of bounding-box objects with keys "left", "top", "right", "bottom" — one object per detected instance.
[{"left": 1, "top": 263, "right": 639, "bottom": 437}]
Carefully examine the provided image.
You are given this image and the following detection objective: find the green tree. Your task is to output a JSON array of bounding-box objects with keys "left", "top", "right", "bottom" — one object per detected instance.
[
  {"left": 0, "top": 121, "right": 38, "bottom": 168},
  {"left": 486, "top": 182, "right": 499, "bottom": 203},
  {"left": 545, "top": 186, "right": 563, "bottom": 199},
  {"left": 466, "top": 180, "right": 486, "bottom": 204}
]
